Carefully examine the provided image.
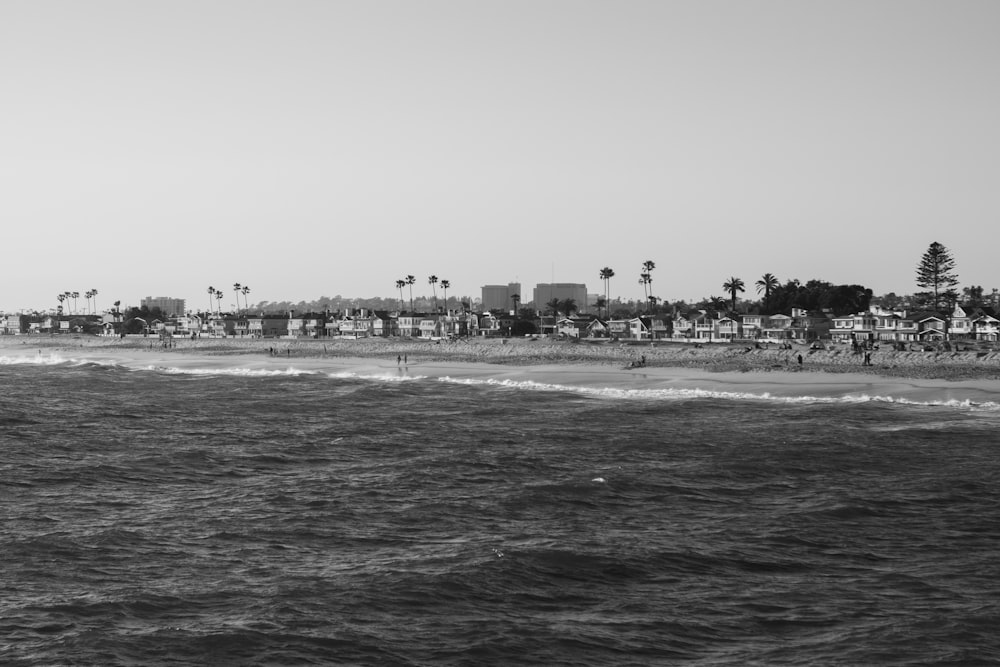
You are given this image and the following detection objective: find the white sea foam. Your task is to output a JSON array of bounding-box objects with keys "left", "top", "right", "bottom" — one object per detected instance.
[
  {"left": 326, "top": 371, "right": 428, "bottom": 382},
  {"left": 146, "top": 365, "right": 320, "bottom": 377},
  {"left": 433, "top": 375, "right": 1000, "bottom": 411},
  {"left": 0, "top": 354, "right": 71, "bottom": 366},
  {"left": 7, "top": 350, "right": 999, "bottom": 412}
]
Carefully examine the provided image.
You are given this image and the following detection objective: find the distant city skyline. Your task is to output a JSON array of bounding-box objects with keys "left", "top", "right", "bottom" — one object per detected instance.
[{"left": 3, "top": 1, "right": 998, "bottom": 312}]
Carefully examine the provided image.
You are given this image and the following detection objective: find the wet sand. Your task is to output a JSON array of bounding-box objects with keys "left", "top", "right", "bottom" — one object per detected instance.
[
  {"left": 8, "top": 334, "right": 1000, "bottom": 380},
  {"left": 5, "top": 334, "right": 1000, "bottom": 405}
]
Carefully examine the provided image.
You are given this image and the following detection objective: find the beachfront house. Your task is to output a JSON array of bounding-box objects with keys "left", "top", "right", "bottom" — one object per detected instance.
[
  {"left": 180, "top": 315, "right": 202, "bottom": 337},
  {"left": 557, "top": 317, "right": 594, "bottom": 338},
  {"left": 1, "top": 314, "right": 21, "bottom": 334},
  {"left": 973, "top": 312, "right": 1000, "bottom": 341},
  {"left": 156, "top": 315, "right": 201, "bottom": 338},
  {"left": 286, "top": 318, "right": 305, "bottom": 338},
  {"left": 847, "top": 312, "right": 878, "bottom": 342},
  {"left": 831, "top": 314, "right": 856, "bottom": 343},
  {"left": 874, "top": 312, "right": 919, "bottom": 342},
  {"left": 949, "top": 305, "right": 973, "bottom": 340},
  {"left": 205, "top": 316, "right": 232, "bottom": 337},
  {"left": 671, "top": 310, "right": 718, "bottom": 340},
  {"left": 371, "top": 312, "right": 390, "bottom": 337},
  {"left": 475, "top": 312, "right": 499, "bottom": 336},
  {"left": 419, "top": 316, "right": 446, "bottom": 339},
  {"left": 737, "top": 310, "right": 827, "bottom": 342},
  {"left": 302, "top": 317, "right": 324, "bottom": 338},
  {"left": 338, "top": 313, "right": 371, "bottom": 338},
  {"left": 716, "top": 316, "right": 740, "bottom": 341},
  {"left": 793, "top": 309, "right": 829, "bottom": 340},
  {"left": 916, "top": 314, "right": 947, "bottom": 341},
  {"left": 538, "top": 315, "right": 558, "bottom": 337},
  {"left": 740, "top": 314, "right": 764, "bottom": 339},
  {"left": 397, "top": 315, "right": 421, "bottom": 337},
  {"left": 760, "top": 314, "right": 793, "bottom": 340},
  {"left": 247, "top": 317, "right": 263, "bottom": 337},
  {"left": 671, "top": 312, "right": 695, "bottom": 339},
  {"left": 640, "top": 316, "right": 670, "bottom": 340},
  {"left": 605, "top": 317, "right": 649, "bottom": 340},
  {"left": 258, "top": 317, "right": 288, "bottom": 337},
  {"left": 495, "top": 312, "right": 516, "bottom": 336},
  {"left": 436, "top": 311, "right": 471, "bottom": 338},
  {"left": 586, "top": 318, "right": 609, "bottom": 338},
  {"left": 693, "top": 314, "right": 715, "bottom": 340}
]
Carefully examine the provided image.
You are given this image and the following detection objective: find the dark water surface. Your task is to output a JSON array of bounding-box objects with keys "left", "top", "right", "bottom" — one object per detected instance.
[{"left": 3, "top": 359, "right": 1000, "bottom": 665}]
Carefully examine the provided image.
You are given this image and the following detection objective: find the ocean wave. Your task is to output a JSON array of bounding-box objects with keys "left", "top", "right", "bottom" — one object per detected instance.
[
  {"left": 145, "top": 365, "right": 321, "bottom": 377},
  {"left": 0, "top": 353, "right": 74, "bottom": 366},
  {"left": 434, "top": 375, "right": 1000, "bottom": 411},
  {"left": 6, "top": 352, "right": 999, "bottom": 412},
  {"left": 326, "top": 371, "right": 428, "bottom": 382}
]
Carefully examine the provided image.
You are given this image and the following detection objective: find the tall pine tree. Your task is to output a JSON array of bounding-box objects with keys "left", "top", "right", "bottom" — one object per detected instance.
[{"left": 915, "top": 241, "right": 959, "bottom": 311}]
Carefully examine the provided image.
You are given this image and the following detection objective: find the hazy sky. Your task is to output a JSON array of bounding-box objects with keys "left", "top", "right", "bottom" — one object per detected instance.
[{"left": 3, "top": 0, "right": 998, "bottom": 312}]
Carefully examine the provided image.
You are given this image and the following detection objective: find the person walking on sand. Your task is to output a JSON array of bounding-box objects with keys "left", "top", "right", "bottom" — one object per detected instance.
[
  {"left": 397, "top": 355, "right": 401, "bottom": 365},
  {"left": 797, "top": 353, "right": 803, "bottom": 366}
]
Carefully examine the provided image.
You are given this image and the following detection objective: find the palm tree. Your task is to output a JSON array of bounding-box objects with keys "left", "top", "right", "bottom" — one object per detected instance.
[
  {"left": 84, "top": 290, "right": 93, "bottom": 314},
  {"left": 90, "top": 288, "right": 98, "bottom": 314},
  {"left": 440, "top": 279, "right": 450, "bottom": 313},
  {"left": 641, "top": 261, "right": 655, "bottom": 311},
  {"left": 546, "top": 298, "right": 560, "bottom": 317},
  {"left": 722, "top": 276, "right": 746, "bottom": 312},
  {"left": 215, "top": 289, "right": 224, "bottom": 314},
  {"left": 755, "top": 273, "right": 779, "bottom": 303},
  {"left": 241, "top": 285, "right": 251, "bottom": 314},
  {"left": 233, "top": 283, "right": 242, "bottom": 314},
  {"left": 405, "top": 275, "right": 416, "bottom": 312},
  {"left": 71, "top": 291, "right": 80, "bottom": 314},
  {"left": 395, "top": 279, "right": 406, "bottom": 312},
  {"left": 207, "top": 286, "right": 216, "bottom": 315},
  {"left": 560, "top": 298, "right": 578, "bottom": 317},
  {"left": 57, "top": 293, "right": 66, "bottom": 314},
  {"left": 599, "top": 267, "right": 615, "bottom": 318},
  {"left": 428, "top": 275, "right": 439, "bottom": 312}
]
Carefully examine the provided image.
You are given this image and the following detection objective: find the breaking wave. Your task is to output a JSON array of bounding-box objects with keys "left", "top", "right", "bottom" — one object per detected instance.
[
  {"left": 3, "top": 351, "right": 999, "bottom": 412},
  {"left": 434, "top": 375, "right": 1000, "bottom": 412}
]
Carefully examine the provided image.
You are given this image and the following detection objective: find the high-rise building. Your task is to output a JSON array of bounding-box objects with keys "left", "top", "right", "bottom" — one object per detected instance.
[
  {"left": 140, "top": 296, "right": 186, "bottom": 317},
  {"left": 533, "top": 283, "right": 588, "bottom": 313},
  {"left": 481, "top": 283, "right": 521, "bottom": 313}
]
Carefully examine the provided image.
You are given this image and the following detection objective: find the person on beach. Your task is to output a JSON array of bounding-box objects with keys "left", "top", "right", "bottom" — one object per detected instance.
[
  {"left": 397, "top": 355, "right": 401, "bottom": 365},
  {"left": 797, "top": 353, "right": 803, "bottom": 366}
]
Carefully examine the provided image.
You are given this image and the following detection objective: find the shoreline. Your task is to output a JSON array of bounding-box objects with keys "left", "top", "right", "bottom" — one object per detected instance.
[
  {"left": 5, "top": 335, "right": 1000, "bottom": 407},
  {"left": 4, "top": 334, "right": 1000, "bottom": 383}
]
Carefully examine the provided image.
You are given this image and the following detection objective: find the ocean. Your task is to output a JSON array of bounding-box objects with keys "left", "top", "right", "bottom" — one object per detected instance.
[{"left": 3, "top": 351, "right": 1000, "bottom": 665}]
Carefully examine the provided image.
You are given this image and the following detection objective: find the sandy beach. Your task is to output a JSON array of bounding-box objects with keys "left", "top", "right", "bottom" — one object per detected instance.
[
  {"left": 5, "top": 334, "right": 1000, "bottom": 407},
  {"left": 7, "top": 333, "right": 1000, "bottom": 380}
]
